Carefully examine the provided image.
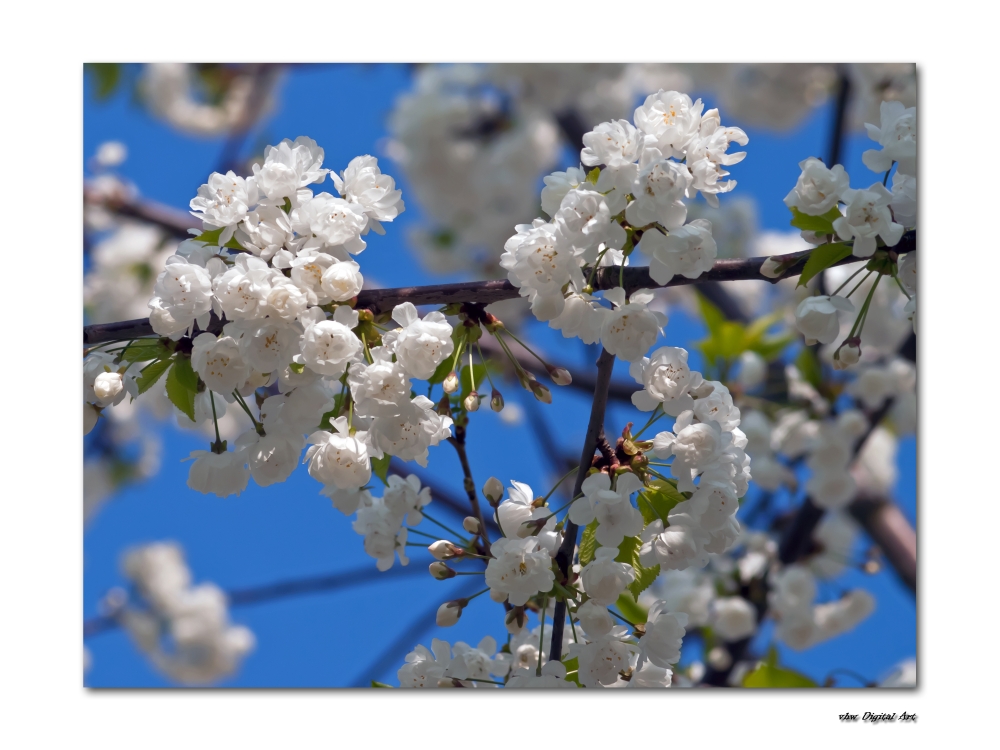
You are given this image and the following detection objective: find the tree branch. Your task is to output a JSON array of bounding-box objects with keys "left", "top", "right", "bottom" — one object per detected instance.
[
  {"left": 84, "top": 562, "right": 427, "bottom": 639},
  {"left": 447, "top": 423, "right": 492, "bottom": 550},
  {"left": 82, "top": 232, "right": 916, "bottom": 345},
  {"left": 548, "top": 347, "right": 617, "bottom": 663},
  {"left": 848, "top": 494, "right": 916, "bottom": 594}
]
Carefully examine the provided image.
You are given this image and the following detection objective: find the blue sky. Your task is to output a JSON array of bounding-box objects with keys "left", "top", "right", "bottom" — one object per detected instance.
[{"left": 83, "top": 64, "right": 915, "bottom": 688}]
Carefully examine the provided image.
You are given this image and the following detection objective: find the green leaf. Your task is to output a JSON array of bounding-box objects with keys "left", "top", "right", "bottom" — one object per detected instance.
[
  {"left": 796, "top": 242, "right": 854, "bottom": 288},
  {"left": 122, "top": 339, "right": 170, "bottom": 363},
  {"left": 788, "top": 205, "right": 842, "bottom": 235},
  {"left": 743, "top": 648, "right": 817, "bottom": 688},
  {"left": 459, "top": 363, "right": 489, "bottom": 400},
  {"left": 371, "top": 454, "right": 391, "bottom": 486},
  {"left": 586, "top": 167, "right": 600, "bottom": 185},
  {"left": 427, "top": 356, "right": 455, "bottom": 385},
  {"left": 165, "top": 357, "right": 199, "bottom": 421},
  {"left": 697, "top": 293, "right": 727, "bottom": 337},
  {"left": 192, "top": 227, "right": 225, "bottom": 245},
  {"left": 578, "top": 519, "right": 599, "bottom": 567},
  {"left": 370, "top": 680, "right": 393, "bottom": 688},
  {"left": 615, "top": 590, "right": 648, "bottom": 626},
  {"left": 560, "top": 656, "right": 582, "bottom": 687},
  {"left": 747, "top": 334, "right": 794, "bottom": 361},
  {"left": 616, "top": 535, "right": 660, "bottom": 599},
  {"left": 87, "top": 63, "right": 121, "bottom": 101},
  {"left": 639, "top": 480, "right": 685, "bottom": 524},
  {"left": 697, "top": 292, "right": 750, "bottom": 362},
  {"left": 795, "top": 347, "right": 823, "bottom": 390},
  {"left": 135, "top": 358, "right": 173, "bottom": 395}
]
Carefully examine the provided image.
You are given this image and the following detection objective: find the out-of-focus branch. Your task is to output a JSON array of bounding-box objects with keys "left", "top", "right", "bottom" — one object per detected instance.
[
  {"left": 82, "top": 227, "right": 918, "bottom": 345},
  {"left": 84, "top": 185, "right": 192, "bottom": 239},
  {"left": 848, "top": 495, "right": 916, "bottom": 594},
  {"left": 214, "top": 64, "right": 283, "bottom": 175},
  {"left": 827, "top": 65, "right": 853, "bottom": 170},
  {"left": 347, "top": 578, "right": 485, "bottom": 687},
  {"left": 548, "top": 348, "right": 617, "bottom": 663},
  {"left": 83, "top": 562, "right": 427, "bottom": 640}
]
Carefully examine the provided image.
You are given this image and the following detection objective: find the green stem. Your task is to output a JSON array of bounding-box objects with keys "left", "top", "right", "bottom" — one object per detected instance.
[
  {"left": 608, "top": 609, "right": 637, "bottom": 628},
  {"left": 845, "top": 270, "right": 874, "bottom": 300},
  {"left": 541, "top": 466, "right": 580, "bottom": 504},
  {"left": 500, "top": 328, "right": 551, "bottom": 370},
  {"left": 586, "top": 247, "right": 610, "bottom": 289},
  {"left": 831, "top": 265, "right": 867, "bottom": 297},
  {"left": 633, "top": 404, "right": 666, "bottom": 439},
  {"left": 476, "top": 340, "right": 496, "bottom": 390},
  {"left": 419, "top": 511, "right": 470, "bottom": 543}
]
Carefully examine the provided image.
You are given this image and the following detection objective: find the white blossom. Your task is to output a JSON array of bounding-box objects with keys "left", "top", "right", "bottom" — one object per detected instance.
[
  {"left": 484, "top": 537, "right": 555, "bottom": 606},
  {"left": 383, "top": 302, "right": 454, "bottom": 380},
  {"left": 600, "top": 288, "right": 667, "bottom": 362},
  {"left": 640, "top": 219, "right": 717, "bottom": 285},
  {"left": 783, "top": 157, "right": 849, "bottom": 216},
  {"left": 794, "top": 295, "right": 854, "bottom": 345},
  {"left": 833, "top": 183, "right": 905, "bottom": 258}
]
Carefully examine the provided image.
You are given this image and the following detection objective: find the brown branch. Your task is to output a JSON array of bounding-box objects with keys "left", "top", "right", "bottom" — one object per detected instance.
[
  {"left": 548, "top": 348, "right": 617, "bottom": 662},
  {"left": 82, "top": 232, "right": 918, "bottom": 345}
]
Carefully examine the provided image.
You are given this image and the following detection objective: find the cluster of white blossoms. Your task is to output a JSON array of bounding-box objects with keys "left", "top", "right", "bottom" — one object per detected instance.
[
  {"left": 91, "top": 135, "right": 471, "bottom": 502},
  {"left": 501, "top": 91, "right": 749, "bottom": 359},
  {"left": 331, "top": 474, "right": 432, "bottom": 572},
  {"left": 111, "top": 542, "right": 254, "bottom": 685},
  {"left": 770, "top": 564, "right": 875, "bottom": 650},
  {"left": 786, "top": 102, "right": 916, "bottom": 361},
  {"left": 633, "top": 351, "right": 750, "bottom": 570}
]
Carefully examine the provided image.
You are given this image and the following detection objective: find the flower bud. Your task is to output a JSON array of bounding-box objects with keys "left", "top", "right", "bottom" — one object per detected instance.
[
  {"left": 442, "top": 371, "right": 460, "bottom": 394},
  {"left": 93, "top": 371, "right": 124, "bottom": 406},
  {"left": 464, "top": 391, "right": 480, "bottom": 412},
  {"left": 530, "top": 381, "right": 552, "bottom": 404},
  {"left": 835, "top": 339, "right": 861, "bottom": 369},
  {"left": 504, "top": 606, "right": 526, "bottom": 634},
  {"left": 429, "top": 562, "right": 456, "bottom": 580},
  {"left": 490, "top": 388, "right": 504, "bottom": 412},
  {"left": 462, "top": 516, "right": 481, "bottom": 535},
  {"left": 759, "top": 257, "right": 784, "bottom": 279},
  {"left": 483, "top": 477, "right": 504, "bottom": 506},
  {"left": 428, "top": 540, "right": 461, "bottom": 560},
  {"left": 436, "top": 600, "right": 463, "bottom": 627},
  {"left": 707, "top": 646, "right": 732, "bottom": 671},
  {"left": 547, "top": 366, "right": 572, "bottom": 386}
]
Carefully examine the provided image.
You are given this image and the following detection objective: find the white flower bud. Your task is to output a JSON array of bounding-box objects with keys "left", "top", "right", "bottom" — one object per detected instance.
[
  {"left": 462, "top": 517, "right": 481, "bottom": 535},
  {"left": 483, "top": 477, "right": 504, "bottom": 504},
  {"left": 835, "top": 341, "right": 861, "bottom": 368},
  {"left": 436, "top": 600, "right": 462, "bottom": 627},
  {"left": 93, "top": 371, "right": 125, "bottom": 407},
  {"left": 547, "top": 366, "right": 573, "bottom": 386},
  {"left": 530, "top": 382, "right": 552, "bottom": 404},
  {"left": 429, "top": 562, "right": 455, "bottom": 580},
  {"left": 442, "top": 371, "right": 460, "bottom": 394},
  {"left": 759, "top": 257, "right": 784, "bottom": 279},
  {"left": 707, "top": 646, "right": 732, "bottom": 671},
  {"left": 490, "top": 389, "right": 504, "bottom": 412},
  {"left": 428, "top": 540, "right": 460, "bottom": 560},
  {"left": 464, "top": 391, "right": 480, "bottom": 412}
]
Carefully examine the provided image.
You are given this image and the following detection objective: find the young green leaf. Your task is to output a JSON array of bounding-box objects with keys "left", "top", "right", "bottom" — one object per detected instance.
[
  {"left": 192, "top": 226, "right": 225, "bottom": 245},
  {"left": 796, "top": 242, "right": 854, "bottom": 288},
  {"left": 122, "top": 339, "right": 171, "bottom": 363},
  {"left": 742, "top": 657, "right": 818, "bottom": 687},
  {"left": 135, "top": 357, "right": 173, "bottom": 395},
  {"left": 788, "top": 205, "right": 842, "bottom": 234},
  {"left": 165, "top": 358, "right": 199, "bottom": 421},
  {"left": 371, "top": 454, "right": 391, "bottom": 486},
  {"left": 578, "top": 519, "right": 600, "bottom": 567},
  {"left": 614, "top": 590, "right": 648, "bottom": 626}
]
